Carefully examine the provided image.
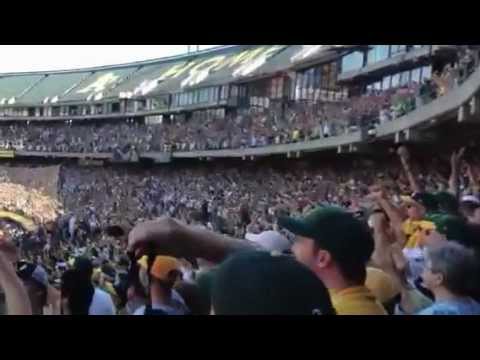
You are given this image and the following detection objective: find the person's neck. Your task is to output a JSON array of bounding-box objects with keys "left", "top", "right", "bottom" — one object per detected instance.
[
  {"left": 316, "top": 269, "right": 360, "bottom": 292},
  {"left": 433, "top": 287, "right": 467, "bottom": 303},
  {"left": 150, "top": 284, "right": 173, "bottom": 307}
]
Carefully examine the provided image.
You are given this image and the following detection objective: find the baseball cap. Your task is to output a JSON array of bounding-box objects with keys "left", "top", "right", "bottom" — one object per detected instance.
[
  {"left": 461, "top": 195, "right": 480, "bottom": 205},
  {"left": 16, "top": 261, "right": 49, "bottom": 288},
  {"left": 211, "top": 251, "right": 336, "bottom": 315},
  {"left": 429, "top": 214, "right": 472, "bottom": 245},
  {"left": 137, "top": 255, "right": 182, "bottom": 282},
  {"left": 245, "top": 230, "right": 291, "bottom": 253},
  {"left": 410, "top": 192, "right": 439, "bottom": 213},
  {"left": 278, "top": 206, "right": 374, "bottom": 266},
  {"left": 434, "top": 191, "right": 459, "bottom": 215}
]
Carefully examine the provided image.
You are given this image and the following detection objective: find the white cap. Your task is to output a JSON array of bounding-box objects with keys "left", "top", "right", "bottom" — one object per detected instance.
[
  {"left": 461, "top": 195, "right": 480, "bottom": 205},
  {"left": 245, "top": 231, "right": 291, "bottom": 253}
]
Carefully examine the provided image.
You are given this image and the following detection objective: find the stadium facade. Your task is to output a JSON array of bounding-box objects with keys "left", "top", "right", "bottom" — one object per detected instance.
[{"left": 0, "top": 45, "right": 478, "bottom": 164}]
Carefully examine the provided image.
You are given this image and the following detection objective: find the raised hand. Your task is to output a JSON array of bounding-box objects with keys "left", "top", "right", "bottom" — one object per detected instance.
[
  {"left": 451, "top": 147, "right": 466, "bottom": 169},
  {"left": 0, "top": 231, "right": 18, "bottom": 264},
  {"left": 397, "top": 145, "right": 410, "bottom": 162}
]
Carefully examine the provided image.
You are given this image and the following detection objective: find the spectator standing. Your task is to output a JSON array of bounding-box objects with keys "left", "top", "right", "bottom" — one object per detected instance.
[{"left": 278, "top": 206, "right": 387, "bottom": 315}]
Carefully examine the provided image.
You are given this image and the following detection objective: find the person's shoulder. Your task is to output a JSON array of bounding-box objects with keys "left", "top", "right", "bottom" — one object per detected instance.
[
  {"left": 133, "top": 306, "right": 145, "bottom": 316},
  {"left": 417, "top": 302, "right": 461, "bottom": 316},
  {"left": 93, "top": 287, "right": 113, "bottom": 303},
  {"left": 331, "top": 287, "right": 387, "bottom": 315}
]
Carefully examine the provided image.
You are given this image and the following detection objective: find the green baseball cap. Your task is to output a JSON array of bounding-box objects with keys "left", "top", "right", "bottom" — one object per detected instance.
[
  {"left": 211, "top": 251, "right": 336, "bottom": 315},
  {"left": 434, "top": 192, "right": 459, "bottom": 215},
  {"left": 429, "top": 214, "right": 472, "bottom": 245},
  {"left": 278, "top": 206, "right": 374, "bottom": 265},
  {"left": 411, "top": 192, "right": 439, "bottom": 213}
]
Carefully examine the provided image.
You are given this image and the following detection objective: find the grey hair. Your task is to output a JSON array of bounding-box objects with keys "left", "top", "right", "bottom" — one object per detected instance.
[{"left": 425, "top": 242, "right": 479, "bottom": 296}]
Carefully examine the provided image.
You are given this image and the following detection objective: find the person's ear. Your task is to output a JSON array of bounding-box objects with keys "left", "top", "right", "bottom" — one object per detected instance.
[
  {"left": 314, "top": 249, "right": 332, "bottom": 269},
  {"left": 432, "top": 272, "right": 444, "bottom": 288}
]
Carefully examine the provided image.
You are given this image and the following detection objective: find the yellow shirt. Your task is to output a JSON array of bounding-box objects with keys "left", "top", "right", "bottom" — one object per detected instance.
[
  {"left": 329, "top": 286, "right": 387, "bottom": 315},
  {"left": 402, "top": 219, "right": 436, "bottom": 248},
  {"left": 365, "top": 267, "right": 400, "bottom": 304}
]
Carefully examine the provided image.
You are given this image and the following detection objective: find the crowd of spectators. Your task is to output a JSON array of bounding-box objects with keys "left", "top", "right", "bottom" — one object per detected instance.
[
  {"left": 0, "top": 48, "right": 476, "bottom": 156},
  {"left": 0, "top": 46, "right": 479, "bottom": 316},
  {"left": 0, "top": 143, "right": 479, "bottom": 315}
]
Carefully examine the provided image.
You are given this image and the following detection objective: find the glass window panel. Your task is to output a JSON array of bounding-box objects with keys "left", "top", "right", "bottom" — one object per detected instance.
[
  {"left": 330, "top": 62, "right": 338, "bottom": 88},
  {"left": 277, "top": 77, "right": 284, "bottom": 97},
  {"left": 302, "top": 70, "right": 309, "bottom": 89},
  {"left": 382, "top": 76, "right": 391, "bottom": 89},
  {"left": 400, "top": 71, "right": 410, "bottom": 86},
  {"left": 313, "top": 67, "right": 321, "bottom": 88},
  {"left": 321, "top": 64, "right": 331, "bottom": 88},
  {"left": 270, "top": 78, "right": 278, "bottom": 98},
  {"left": 391, "top": 73, "right": 400, "bottom": 88},
  {"left": 421, "top": 66, "right": 432, "bottom": 80},
  {"left": 221, "top": 85, "right": 228, "bottom": 99},
  {"left": 368, "top": 45, "right": 390, "bottom": 64},
  {"left": 411, "top": 68, "right": 421, "bottom": 84},
  {"left": 341, "top": 51, "right": 364, "bottom": 73},
  {"left": 308, "top": 68, "right": 315, "bottom": 88},
  {"left": 390, "top": 45, "right": 406, "bottom": 56}
]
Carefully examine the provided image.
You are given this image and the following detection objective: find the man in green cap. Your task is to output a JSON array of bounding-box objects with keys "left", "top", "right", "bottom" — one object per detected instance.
[
  {"left": 278, "top": 206, "right": 387, "bottom": 315},
  {"left": 127, "top": 212, "right": 387, "bottom": 315}
]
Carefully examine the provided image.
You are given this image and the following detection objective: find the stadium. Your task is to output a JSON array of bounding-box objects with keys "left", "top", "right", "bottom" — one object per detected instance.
[{"left": 1, "top": 45, "right": 480, "bottom": 315}]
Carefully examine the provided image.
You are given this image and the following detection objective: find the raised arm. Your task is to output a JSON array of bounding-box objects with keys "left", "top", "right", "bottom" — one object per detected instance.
[
  {"left": 0, "top": 252, "right": 32, "bottom": 315},
  {"left": 128, "top": 217, "right": 259, "bottom": 264},
  {"left": 465, "top": 161, "right": 480, "bottom": 195},
  {"left": 373, "top": 225, "right": 432, "bottom": 315},
  {"left": 368, "top": 185, "right": 407, "bottom": 239},
  {"left": 397, "top": 146, "right": 422, "bottom": 194},
  {"left": 448, "top": 148, "right": 465, "bottom": 197}
]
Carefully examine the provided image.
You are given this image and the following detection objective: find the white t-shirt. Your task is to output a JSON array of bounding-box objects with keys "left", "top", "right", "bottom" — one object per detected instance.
[{"left": 88, "top": 288, "right": 116, "bottom": 315}]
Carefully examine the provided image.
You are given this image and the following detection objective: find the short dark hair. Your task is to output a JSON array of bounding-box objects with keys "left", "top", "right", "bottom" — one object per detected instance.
[
  {"left": 61, "top": 269, "right": 94, "bottom": 315},
  {"left": 312, "top": 242, "right": 368, "bottom": 284}
]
